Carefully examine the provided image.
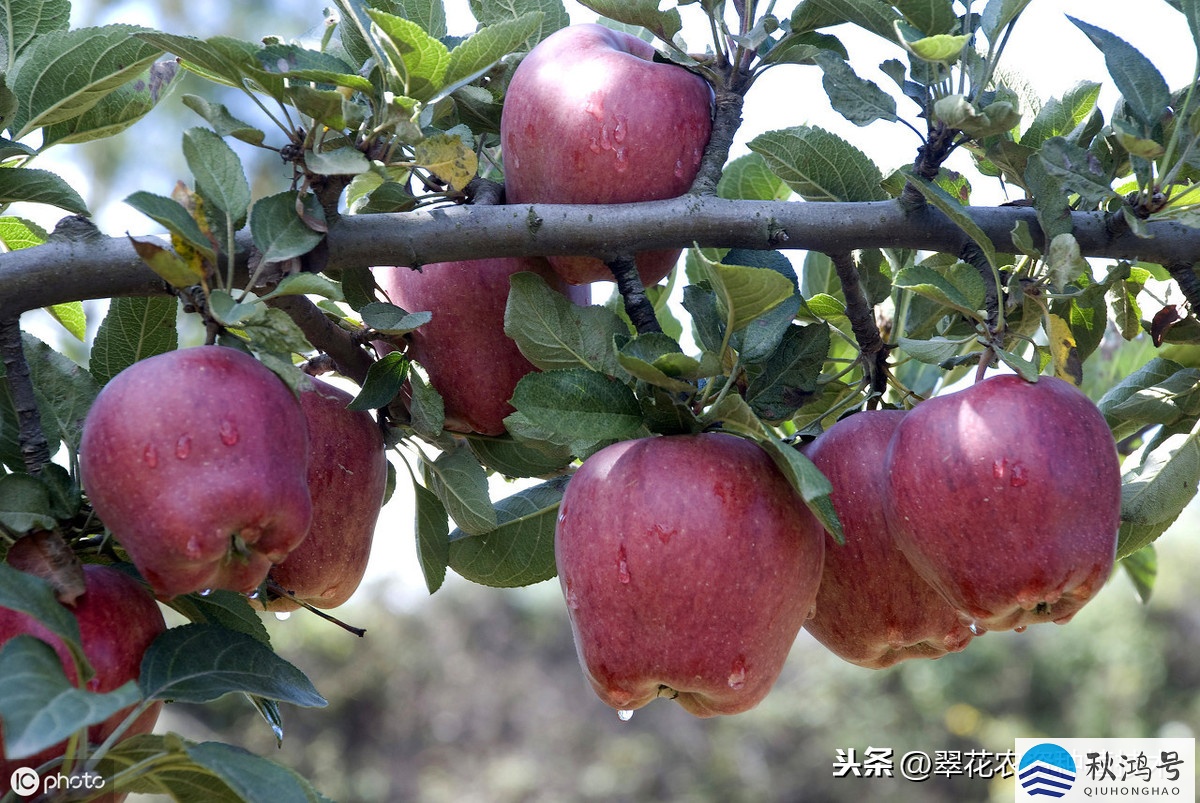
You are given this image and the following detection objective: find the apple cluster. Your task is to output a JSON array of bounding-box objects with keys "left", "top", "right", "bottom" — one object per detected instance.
[
  {"left": 77, "top": 346, "right": 388, "bottom": 607},
  {"left": 373, "top": 23, "right": 713, "bottom": 436},
  {"left": 555, "top": 375, "right": 1121, "bottom": 718}
]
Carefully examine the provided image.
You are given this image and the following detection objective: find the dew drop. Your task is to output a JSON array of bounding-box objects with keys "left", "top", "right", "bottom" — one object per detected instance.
[
  {"left": 1009, "top": 463, "right": 1028, "bottom": 487},
  {"left": 275, "top": 610, "right": 292, "bottom": 621},
  {"left": 219, "top": 418, "right": 239, "bottom": 446},
  {"left": 174, "top": 434, "right": 192, "bottom": 460},
  {"left": 600, "top": 124, "right": 612, "bottom": 151},
  {"left": 198, "top": 588, "right": 213, "bottom": 597},
  {"left": 614, "top": 147, "right": 628, "bottom": 172},
  {"left": 584, "top": 99, "right": 603, "bottom": 120},
  {"left": 968, "top": 621, "right": 980, "bottom": 635},
  {"left": 674, "top": 158, "right": 686, "bottom": 179},
  {"left": 511, "top": 153, "right": 521, "bottom": 170},
  {"left": 613, "top": 115, "right": 627, "bottom": 143},
  {"left": 992, "top": 458, "right": 1007, "bottom": 480},
  {"left": 588, "top": 137, "right": 602, "bottom": 154},
  {"left": 616, "top": 544, "right": 631, "bottom": 585},
  {"left": 727, "top": 656, "right": 747, "bottom": 690},
  {"left": 270, "top": 723, "right": 284, "bottom": 743},
  {"left": 617, "top": 709, "right": 634, "bottom": 722},
  {"left": 1014, "top": 625, "right": 1028, "bottom": 633},
  {"left": 142, "top": 444, "right": 159, "bottom": 468}
]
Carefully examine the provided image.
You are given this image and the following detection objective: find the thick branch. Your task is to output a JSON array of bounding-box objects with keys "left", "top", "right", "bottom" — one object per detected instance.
[
  {"left": 690, "top": 89, "right": 745, "bottom": 196},
  {"left": 0, "top": 319, "right": 52, "bottom": 474},
  {"left": 6, "top": 198, "right": 1200, "bottom": 317},
  {"left": 1165, "top": 262, "right": 1200, "bottom": 311}
]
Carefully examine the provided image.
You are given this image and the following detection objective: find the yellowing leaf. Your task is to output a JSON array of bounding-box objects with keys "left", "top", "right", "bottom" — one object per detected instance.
[
  {"left": 128, "top": 235, "right": 205, "bottom": 288},
  {"left": 412, "top": 134, "right": 478, "bottom": 192},
  {"left": 1046, "top": 313, "right": 1083, "bottom": 386}
]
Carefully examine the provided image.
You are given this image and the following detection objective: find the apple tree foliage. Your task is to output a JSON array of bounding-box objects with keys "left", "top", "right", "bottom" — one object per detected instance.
[{"left": 2, "top": 0, "right": 1200, "bottom": 798}]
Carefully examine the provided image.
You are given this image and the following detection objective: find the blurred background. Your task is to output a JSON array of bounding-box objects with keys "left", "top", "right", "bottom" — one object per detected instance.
[{"left": 12, "top": 1, "right": 1200, "bottom": 801}]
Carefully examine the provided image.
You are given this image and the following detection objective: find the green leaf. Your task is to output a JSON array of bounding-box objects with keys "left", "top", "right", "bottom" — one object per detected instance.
[
  {"left": 413, "top": 481, "right": 450, "bottom": 594},
  {"left": 22, "top": 333, "right": 99, "bottom": 453},
  {"left": 0, "top": 563, "right": 83, "bottom": 670},
  {"left": 140, "top": 624, "right": 326, "bottom": 708},
  {"left": 898, "top": 29, "right": 970, "bottom": 64},
  {"left": 1099, "top": 359, "right": 1200, "bottom": 439},
  {"left": 717, "top": 153, "right": 791, "bottom": 202},
  {"left": 41, "top": 60, "right": 179, "bottom": 147},
  {"left": 448, "top": 476, "right": 569, "bottom": 588},
  {"left": 90, "top": 297, "right": 179, "bottom": 386},
  {"left": 894, "top": 262, "right": 986, "bottom": 317},
  {"left": 468, "top": 0, "right": 568, "bottom": 45},
  {"left": 1036, "top": 136, "right": 1121, "bottom": 208},
  {"left": 407, "top": 370, "right": 445, "bottom": 439},
  {"left": 184, "top": 741, "right": 329, "bottom": 803},
  {"left": 814, "top": 50, "right": 897, "bottom": 127},
  {"left": 0, "top": 635, "right": 139, "bottom": 760},
  {"left": 749, "top": 125, "right": 887, "bottom": 202},
  {"left": 725, "top": 249, "right": 803, "bottom": 362},
  {"left": 466, "top": 433, "right": 573, "bottom": 479},
  {"left": 8, "top": 25, "right": 162, "bottom": 137},
  {"left": 575, "top": 0, "right": 681, "bottom": 40},
  {"left": 508, "top": 368, "right": 643, "bottom": 446},
  {"left": 980, "top": 0, "right": 1034, "bottom": 44},
  {"left": 423, "top": 446, "right": 497, "bottom": 536},
  {"left": 368, "top": 9, "right": 450, "bottom": 103},
  {"left": 348, "top": 351, "right": 408, "bottom": 411},
  {"left": 0, "top": 0, "right": 70, "bottom": 68},
  {"left": 46, "top": 302, "right": 86, "bottom": 342},
  {"left": 259, "top": 272, "right": 344, "bottom": 303},
  {"left": 1121, "top": 544, "right": 1157, "bottom": 604},
  {"left": 760, "top": 435, "right": 845, "bottom": 544},
  {"left": 1068, "top": 16, "right": 1170, "bottom": 130},
  {"left": 699, "top": 253, "right": 796, "bottom": 333},
  {"left": 135, "top": 33, "right": 284, "bottom": 99},
  {"left": 0, "top": 167, "right": 88, "bottom": 214},
  {"left": 445, "top": 12, "right": 544, "bottom": 86},
  {"left": 505, "top": 272, "right": 626, "bottom": 375},
  {"left": 897, "top": 335, "right": 974, "bottom": 365},
  {"left": 181, "top": 94, "right": 265, "bottom": 145},
  {"left": 249, "top": 191, "right": 326, "bottom": 265},
  {"left": 165, "top": 590, "right": 272, "bottom": 645},
  {"left": 1022, "top": 81, "right": 1102, "bottom": 150},
  {"left": 183, "top": 127, "right": 250, "bottom": 227},
  {"left": 305, "top": 145, "right": 372, "bottom": 177},
  {"left": 0, "top": 216, "right": 48, "bottom": 250},
  {"left": 124, "top": 191, "right": 216, "bottom": 261},
  {"left": 894, "top": 0, "right": 957, "bottom": 35},
  {"left": 253, "top": 43, "right": 372, "bottom": 93},
  {"left": 797, "top": 0, "right": 901, "bottom": 42},
  {"left": 1119, "top": 424, "right": 1200, "bottom": 556},
  {"left": 746, "top": 324, "right": 831, "bottom": 421},
  {"left": 360, "top": 301, "right": 432, "bottom": 335}
]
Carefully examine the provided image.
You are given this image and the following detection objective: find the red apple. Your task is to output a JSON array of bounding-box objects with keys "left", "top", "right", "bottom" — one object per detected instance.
[
  {"left": 0, "top": 563, "right": 166, "bottom": 800},
  {"left": 79, "top": 346, "right": 312, "bottom": 598},
  {"left": 500, "top": 23, "right": 713, "bottom": 285},
  {"left": 375, "top": 257, "right": 589, "bottom": 436},
  {"left": 884, "top": 374, "right": 1120, "bottom": 632},
  {"left": 555, "top": 433, "right": 824, "bottom": 717},
  {"left": 802, "top": 410, "right": 975, "bottom": 668},
  {"left": 261, "top": 378, "right": 387, "bottom": 611}
]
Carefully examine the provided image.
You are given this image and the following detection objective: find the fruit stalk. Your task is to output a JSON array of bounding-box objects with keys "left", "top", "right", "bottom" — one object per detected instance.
[
  {"left": 0, "top": 317, "right": 52, "bottom": 475},
  {"left": 606, "top": 255, "right": 663, "bottom": 335},
  {"left": 829, "top": 251, "right": 888, "bottom": 398}
]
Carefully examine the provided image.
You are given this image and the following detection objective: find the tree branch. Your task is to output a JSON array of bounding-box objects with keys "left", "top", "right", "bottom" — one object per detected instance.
[
  {"left": 829, "top": 252, "right": 888, "bottom": 399},
  {"left": 1165, "top": 261, "right": 1200, "bottom": 311},
  {"left": 0, "top": 318, "right": 52, "bottom": 474},
  {"left": 606, "top": 255, "right": 663, "bottom": 334},
  {"left": 6, "top": 198, "right": 1200, "bottom": 318},
  {"left": 265, "top": 296, "right": 375, "bottom": 386}
]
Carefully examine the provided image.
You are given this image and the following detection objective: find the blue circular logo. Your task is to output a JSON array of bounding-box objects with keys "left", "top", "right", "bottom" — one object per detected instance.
[{"left": 1018, "top": 743, "right": 1077, "bottom": 798}]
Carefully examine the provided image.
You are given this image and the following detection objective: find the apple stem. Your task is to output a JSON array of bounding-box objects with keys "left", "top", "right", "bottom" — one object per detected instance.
[
  {"left": 829, "top": 252, "right": 889, "bottom": 401},
  {"left": 0, "top": 317, "right": 53, "bottom": 475},
  {"left": 689, "top": 89, "right": 746, "bottom": 197},
  {"left": 607, "top": 255, "right": 664, "bottom": 335},
  {"left": 265, "top": 580, "right": 367, "bottom": 637}
]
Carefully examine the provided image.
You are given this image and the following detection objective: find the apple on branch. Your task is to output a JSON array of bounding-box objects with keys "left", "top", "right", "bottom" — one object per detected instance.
[
  {"left": 500, "top": 23, "right": 714, "bottom": 286},
  {"left": 555, "top": 433, "right": 824, "bottom": 717},
  {"left": 884, "top": 374, "right": 1121, "bottom": 633},
  {"left": 260, "top": 377, "right": 388, "bottom": 612},
  {"left": 79, "top": 346, "right": 313, "bottom": 598},
  {"left": 0, "top": 563, "right": 167, "bottom": 801},
  {"left": 801, "top": 410, "right": 975, "bottom": 668},
  {"left": 375, "top": 257, "right": 588, "bottom": 437}
]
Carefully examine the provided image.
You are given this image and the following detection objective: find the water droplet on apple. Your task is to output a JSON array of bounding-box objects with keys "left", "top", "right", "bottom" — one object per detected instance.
[
  {"left": 142, "top": 444, "right": 159, "bottom": 468},
  {"left": 565, "top": 580, "right": 579, "bottom": 609},
  {"left": 992, "top": 457, "right": 1007, "bottom": 480},
  {"left": 174, "top": 434, "right": 192, "bottom": 460},
  {"left": 614, "top": 147, "right": 628, "bottom": 172},
  {"left": 588, "top": 136, "right": 602, "bottom": 154},
  {"left": 727, "top": 656, "right": 747, "bottom": 690},
  {"left": 616, "top": 544, "right": 630, "bottom": 584},
  {"left": 613, "top": 115, "right": 627, "bottom": 143},
  {"left": 600, "top": 125, "right": 611, "bottom": 151},
  {"left": 275, "top": 610, "right": 291, "bottom": 621},
  {"left": 199, "top": 588, "right": 213, "bottom": 597},
  {"left": 584, "top": 99, "right": 603, "bottom": 120},
  {"left": 617, "top": 709, "right": 634, "bottom": 722},
  {"left": 511, "top": 153, "right": 521, "bottom": 170},
  {"left": 219, "top": 418, "right": 239, "bottom": 446},
  {"left": 968, "top": 621, "right": 980, "bottom": 635},
  {"left": 674, "top": 159, "right": 686, "bottom": 179},
  {"left": 1009, "top": 463, "right": 1028, "bottom": 487},
  {"left": 1013, "top": 625, "right": 1028, "bottom": 633}
]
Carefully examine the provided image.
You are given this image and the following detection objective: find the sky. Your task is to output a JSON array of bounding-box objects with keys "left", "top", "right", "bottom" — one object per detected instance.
[{"left": 17, "top": 0, "right": 1200, "bottom": 607}]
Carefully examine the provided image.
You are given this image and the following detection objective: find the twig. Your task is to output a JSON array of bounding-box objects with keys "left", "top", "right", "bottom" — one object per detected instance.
[
  {"left": 607, "top": 255, "right": 663, "bottom": 335},
  {"left": 690, "top": 88, "right": 746, "bottom": 197},
  {"left": 829, "top": 252, "right": 888, "bottom": 399},
  {"left": 265, "top": 296, "right": 375, "bottom": 386},
  {"left": 1165, "top": 261, "right": 1200, "bottom": 312},
  {"left": 0, "top": 318, "right": 52, "bottom": 475}
]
